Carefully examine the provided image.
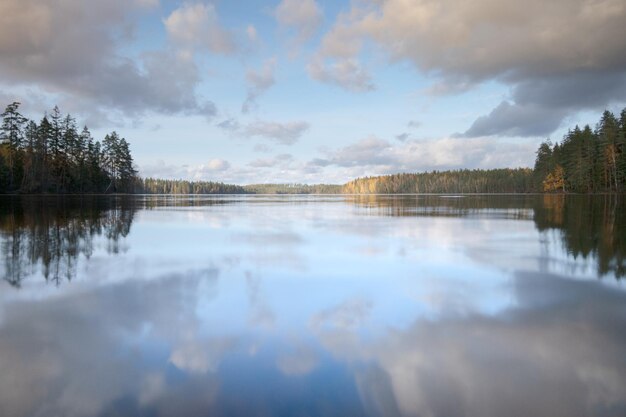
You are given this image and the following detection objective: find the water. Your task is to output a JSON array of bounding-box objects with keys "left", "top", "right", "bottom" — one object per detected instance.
[{"left": 0, "top": 194, "right": 625, "bottom": 417}]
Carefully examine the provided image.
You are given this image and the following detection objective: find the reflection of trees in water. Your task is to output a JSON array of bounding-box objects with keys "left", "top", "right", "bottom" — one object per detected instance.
[
  {"left": 0, "top": 197, "right": 137, "bottom": 287},
  {"left": 535, "top": 194, "right": 625, "bottom": 279},
  {"left": 347, "top": 194, "right": 536, "bottom": 219},
  {"left": 348, "top": 194, "right": 626, "bottom": 279},
  {"left": 1, "top": 194, "right": 624, "bottom": 286}
]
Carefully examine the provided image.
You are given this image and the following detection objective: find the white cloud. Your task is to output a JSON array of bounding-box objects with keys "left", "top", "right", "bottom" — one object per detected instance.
[
  {"left": 318, "top": 0, "right": 626, "bottom": 136},
  {"left": 140, "top": 158, "right": 231, "bottom": 180},
  {"left": 321, "top": 0, "right": 626, "bottom": 82},
  {"left": 244, "top": 120, "right": 310, "bottom": 145},
  {"left": 308, "top": 57, "right": 375, "bottom": 92},
  {"left": 169, "top": 338, "right": 234, "bottom": 374},
  {"left": 0, "top": 0, "right": 217, "bottom": 121},
  {"left": 242, "top": 58, "right": 277, "bottom": 113},
  {"left": 274, "top": 0, "right": 323, "bottom": 43},
  {"left": 164, "top": 3, "right": 236, "bottom": 55},
  {"left": 205, "top": 158, "right": 231, "bottom": 171},
  {"left": 216, "top": 116, "right": 309, "bottom": 146},
  {"left": 310, "top": 299, "right": 373, "bottom": 331},
  {"left": 310, "top": 135, "right": 536, "bottom": 177}
]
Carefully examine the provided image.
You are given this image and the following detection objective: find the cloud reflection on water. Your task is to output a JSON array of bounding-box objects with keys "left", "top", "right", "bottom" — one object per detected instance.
[{"left": 0, "top": 195, "right": 624, "bottom": 416}]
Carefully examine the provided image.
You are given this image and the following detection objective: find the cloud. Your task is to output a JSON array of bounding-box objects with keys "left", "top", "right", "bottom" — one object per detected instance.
[
  {"left": 140, "top": 158, "right": 231, "bottom": 180},
  {"left": 216, "top": 116, "right": 309, "bottom": 146},
  {"left": 308, "top": 57, "right": 375, "bottom": 92},
  {"left": 0, "top": 268, "right": 222, "bottom": 417},
  {"left": 463, "top": 71, "right": 626, "bottom": 137},
  {"left": 205, "top": 159, "right": 231, "bottom": 171},
  {"left": 188, "top": 159, "right": 232, "bottom": 180},
  {"left": 274, "top": 0, "right": 323, "bottom": 44},
  {"left": 319, "top": 0, "right": 626, "bottom": 136},
  {"left": 216, "top": 118, "right": 240, "bottom": 132},
  {"left": 163, "top": 3, "right": 236, "bottom": 55},
  {"left": 408, "top": 120, "right": 422, "bottom": 129},
  {"left": 311, "top": 135, "right": 536, "bottom": 176},
  {"left": 169, "top": 338, "right": 235, "bottom": 374},
  {"left": 462, "top": 101, "right": 568, "bottom": 137},
  {"left": 395, "top": 133, "right": 409, "bottom": 142},
  {"left": 242, "top": 58, "right": 277, "bottom": 113},
  {"left": 320, "top": 136, "right": 393, "bottom": 167},
  {"left": 323, "top": 272, "right": 626, "bottom": 417},
  {"left": 310, "top": 299, "right": 373, "bottom": 331},
  {"left": 244, "top": 120, "right": 310, "bottom": 145},
  {"left": 322, "top": 0, "right": 626, "bottom": 83},
  {"left": 0, "top": 0, "right": 217, "bottom": 121}
]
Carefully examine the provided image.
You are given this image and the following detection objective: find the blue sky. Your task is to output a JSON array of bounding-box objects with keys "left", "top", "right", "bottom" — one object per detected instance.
[{"left": 1, "top": 0, "right": 625, "bottom": 184}]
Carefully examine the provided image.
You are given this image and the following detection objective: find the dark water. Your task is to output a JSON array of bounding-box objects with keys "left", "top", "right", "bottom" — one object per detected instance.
[{"left": 1, "top": 194, "right": 625, "bottom": 417}]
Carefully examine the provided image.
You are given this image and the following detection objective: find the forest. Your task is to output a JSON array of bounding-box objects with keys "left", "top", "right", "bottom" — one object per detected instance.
[
  {"left": 140, "top": 178, "right": 248, "bottom": 194},
  {"left": 343, "top": 168, "right": 534, "bottom": 194},
  {"left": 0, "top": 102, "right": 136, "bottom": 193},
  {"left": 244, "top": 183, "right": 342, "bottom": 194},
  {"left": 534, "top": 109, "right": 626, "bottom": 193},
  {"left": 1, "top": 102, "right": 625, "bottom": 195}
]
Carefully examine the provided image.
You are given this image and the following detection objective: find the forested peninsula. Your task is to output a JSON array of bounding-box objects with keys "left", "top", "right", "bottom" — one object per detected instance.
[{"left": 1, "top": 102, "right": 625, "bottom": 195}]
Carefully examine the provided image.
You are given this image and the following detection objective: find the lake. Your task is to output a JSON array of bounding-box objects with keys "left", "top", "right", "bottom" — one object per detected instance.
[{"left": 1, "top": 194, "right": 625, "bottom": 417}]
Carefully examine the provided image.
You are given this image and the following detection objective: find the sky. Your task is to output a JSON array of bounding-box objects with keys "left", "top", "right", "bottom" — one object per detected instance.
[{"left": 1, "top": 0, "right": 625, "bottom": 184}]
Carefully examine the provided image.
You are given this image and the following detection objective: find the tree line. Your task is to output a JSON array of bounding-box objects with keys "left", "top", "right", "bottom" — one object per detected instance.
[
  {"left": 2, "top": 101, "right": 625, "bottom": 195},
  {"left": 139, "top": 178, "right": 248, "bottom": 194},
  {"left": 0, "top": 102, "right": 137, "bottom": 193},
  {"left": 343, "top": 168, "right": 534, "bottom": 194},
  {"left": 243, "top": 183, "right": 342, "bottom": 194},
  {"left": 534, "top": 108, "right": 626, "bottom": 193}
]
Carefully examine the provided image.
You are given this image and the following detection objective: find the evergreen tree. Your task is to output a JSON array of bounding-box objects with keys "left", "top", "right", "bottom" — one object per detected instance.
[
  {"left": 0, "top": 102, "right": 28, "bottom": 189},
  {"left": 597, "top": 110, "right": 620, "bottom": 191}
]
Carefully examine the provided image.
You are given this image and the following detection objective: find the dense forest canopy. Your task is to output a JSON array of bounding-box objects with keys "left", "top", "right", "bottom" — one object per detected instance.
[
  {"left": 140, "top": 178, "right": 248, "bottom": 194},
  {"left": 2, "top": 103, "right": 625, "bottom": 194},
  {"left": 534, "top": 109, "right": 626, "bottom": 193},
  {"left": 244, "top": 183, "right": 342, "bottom": 194},
  {"left": 343, "top": 168, "right": 534, "bottom": 194},
  {"left": 0, "top": 102, "right": 136, "bottom": 193}
]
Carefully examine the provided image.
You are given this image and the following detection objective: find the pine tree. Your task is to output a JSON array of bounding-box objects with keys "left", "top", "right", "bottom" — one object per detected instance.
[
  {"left": 597, "top": 110, "right": 620, "bottom": 191},
  {"left": 1, "top": 102, "right": 29, "bottom": 190}
]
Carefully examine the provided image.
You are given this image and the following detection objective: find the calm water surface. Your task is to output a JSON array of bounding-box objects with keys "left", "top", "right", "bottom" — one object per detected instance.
[{"left": 1, "top": 194, "right": 625, "bottom": 417}]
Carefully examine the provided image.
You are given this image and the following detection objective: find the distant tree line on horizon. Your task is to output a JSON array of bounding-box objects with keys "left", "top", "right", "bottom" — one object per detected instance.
[
  {"left": 139, "top": 178, "right": 248, "bottom": 194},
  {"left": 243, "top": 183, "right": 342, "bottom": 194},
  {"left": 2, "top": 102, "right": 625, "bottom": 195},
  {"left": 0, "top": 102, "right": 136, "bottom": 193},
  {"left": 343, "top": 168, "right": 534, "bottom": 194}
]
